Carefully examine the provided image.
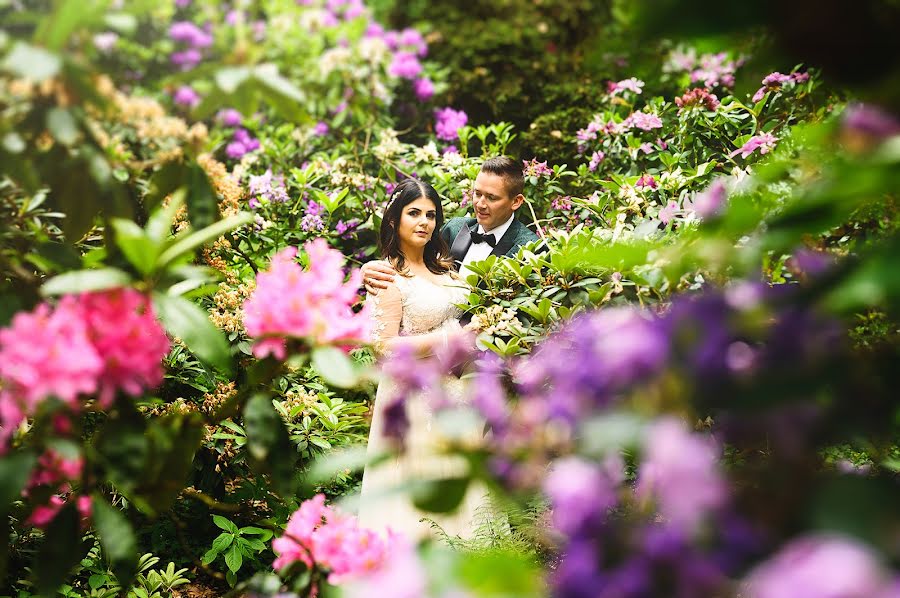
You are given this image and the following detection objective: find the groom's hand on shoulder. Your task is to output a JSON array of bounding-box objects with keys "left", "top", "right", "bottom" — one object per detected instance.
[{"left": 361, "top": 260, "right": 397, "bottom": 294}]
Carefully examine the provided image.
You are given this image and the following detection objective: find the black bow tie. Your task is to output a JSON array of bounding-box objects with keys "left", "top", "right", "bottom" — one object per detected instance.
[{"left": 469, "top": 230, "right": 497, "bottom": 247}]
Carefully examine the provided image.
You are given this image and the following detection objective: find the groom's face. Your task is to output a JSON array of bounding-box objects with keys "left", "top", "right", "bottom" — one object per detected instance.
[{"left": 472, "top": 171, "right": 524, "bottom": 232}]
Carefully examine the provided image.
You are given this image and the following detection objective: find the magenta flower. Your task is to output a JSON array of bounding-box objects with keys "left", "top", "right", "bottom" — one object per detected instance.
[
  {"left": 729, "top": 132, "right": 778, "bottom": 159},
  {"left": 636, "top": 417, "right": 727, "bottom": 531},
  {"left": 398, "top": 27, "right": 427, "bottom": 56},
  {"left": 216, "top": 108, "right": 243, "bottom": 127},
  {"left": 0, "top": 298, "right": 103, "bottom": 424},
  {"left": 588, "top": 151, "right": 605, "bottom": 171},
  {"left": 169, "top": 21, "right": 213, "bottom": 48},
  {"left": 77, "top": 288, "right": 170, "bottom": 407},
  {"left": 172, "top": 85, "right": 201, "bottom": 108},
  {"left": 635, "top": 174, "right": 658, "bottom": 189},
  {"left": 842, "top": 103, "right": 900, "bottom": 139},
  {"left": 247, "top": 169, "right": 289, "bottom": 207},
  {"left": 225, "top": 128, "right": 260, "bottom": 160},
  {"left": 273, "top": 494, "right": 397, "bottom": 585},
  {"left": 523, "top": 158, "right": 553, "bottom": 178},
  {"left": 413, "top": 77, "right": 434, "bottom": 101},
  {"left": 313, "top": 121, "right": 330, "bottom": 136},
  {"left": 434, "top": 107, "right": 468, "bottom": 141},
  {"left": 388, "top": 51, "right": 423, "bottom": 80},
  {"left": 170, "top": 49, "right": 202, "bottom": 70},
  {"left": 242, "top": 240, "right": 372, "bottom": 359}
]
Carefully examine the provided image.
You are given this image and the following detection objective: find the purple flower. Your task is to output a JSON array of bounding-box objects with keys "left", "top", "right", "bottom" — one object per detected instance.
[
  {"left": 248, "top": 169, "right": 289, "bottom": 207},
  {"left": 172, "top": 85, "right": 201, "bottom": 108},
  {"left": 226, "top": 141, "right": 249, "bottom": 159},
  {"left": 216, "top": 108, "right": 243, "bottom": 127},
  {"left": 335, "top": 219, "right": 359, "bottom": 238},
  {"left": 388, "top": 51, "right": 422, "bottom": 80},
  {"left": 169, "top": 21, "right": 213, "bottom": 48},
  {"left": 608, "top": 77, "right": 644, "bottom": 96},
  {"left": 842, "top": 103, "right": 900, "bottom": 139},
  {"left": 434, "top": 107, "right": 468, "bottom": 141},
  {"left": 544, "top": 454, "right": 623, "bottom": 536},
  {"left": 398, "top": 28, "right": 427, "bottom": 56},
  {"left": 170, "top": 49, "right": 202, "bottom": 70},
  {"left": 441, "top": 145, "right": 458, "bottom": 155},
  {"left": 413, "top": 77, "right": 434, "bottom": 101},
  {"left": 312, "top": 121, "right": 330, "bottom": 136},
  {"left": 470, "top": 353, "right": 509, "bottom": 433},
  {"left": 744, "top": 534, "right": 890, "bottom": 598},
  {"left": 636, "top": 417, "right": 727, "bottom": 532},
  {"left": 175, "top": 0, "right": 191, "bottom": 7}
]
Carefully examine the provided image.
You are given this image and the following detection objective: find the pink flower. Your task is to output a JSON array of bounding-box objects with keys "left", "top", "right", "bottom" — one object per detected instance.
[
  {"left": 675, "top": 87, "right": 720, "bottom": 112},
  {"left": 744, "top": 534, "right": 891, "bottom": 598},
  {"left": 636, "top": 174, "right": 658, "bottom": 189},
  {"left": 658, "top": 200, "right": 679, "bottom": 224},
  {"left": 77, "top": 289, "right": 170, "bottom": 407},
  {"left": 523, "top": 158, "right": 553, "bottom": 178},
  {"left": 273, "top": 494, "right": 398, "bottom": 586},
  {"left": 173, "top": 85, "right": 201, "bottom": 108},
  {"left": 0, "top": 298, "right": 103, "bottom": 419},
  {"left": 636, "top": 417, "right": 727, "bottom": 531},
  {"left": 684, "top": 179, "right": 728, "bottom": 219},
  {"left": 729, "top": 132, "right": 778, "bottom": 159},
  {"left": 588, "top": 151, "right": 605, "bottom": 172},
  {"left": 434, "top": 107, "right": 468, "bottom": 141},
  {"left": 343, "top": 537, "right": 426, "bottom": 598},
  {"left": 623, "top": 111, "right": 663, "bottom": 131},
  {"left": 412, "top": 77, "right": 434, "bottom": 101},
  {"left": 216, "top": 108, "right": 243, "bottom": 127},
  {"left": 608, "top": 77, "right": 644, "bottom": 96},
  {"left": 243, "top": 241, "right": 372, "bottom": 359},
  {"left": 388, "top": 51, "right": 422, "bottom": 80}
]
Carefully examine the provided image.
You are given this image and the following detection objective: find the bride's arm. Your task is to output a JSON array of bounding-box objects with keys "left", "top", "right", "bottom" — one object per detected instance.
[{"left": 368, "top": 284, "right": 463, "bottom": 356}]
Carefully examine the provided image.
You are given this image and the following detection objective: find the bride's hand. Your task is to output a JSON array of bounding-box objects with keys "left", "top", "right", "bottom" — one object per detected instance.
[{"left": 361, "top": 260, "right": 397, "bottom": 294}]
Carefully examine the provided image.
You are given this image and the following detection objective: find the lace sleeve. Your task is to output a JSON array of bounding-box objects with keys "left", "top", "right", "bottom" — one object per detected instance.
[{"left": 368, "top": 283, "right": 403, "bottom": 355}]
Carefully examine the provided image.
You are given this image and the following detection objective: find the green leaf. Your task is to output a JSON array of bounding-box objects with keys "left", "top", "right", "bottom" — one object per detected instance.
[
  {"left": 34, "top": 0, "right": 97, "bottom": 51},
  {"left": 92, "top": 497, "right": 139, "bottom": 589},
  {"left": 152, "top": 292, "right": 232, "bottom": 374},
  {"left": 211, "top": 532, "right": 234, "bottom": 553},
  {"left": 224, "top": 545, "right": 243, "bottom": 574},
  {"left": 156, "top": 212, "right": 253, "bottom": 270},
  {"left": 111, "top": 219, "right": 157, "bottom": 275},
  {"left": 201, "top": 548, "right": 219, "bottom": 566},
  {"left": 33, "top": 502, "right": 91, "bottom": 595},
  {"left": 2, "top": 42, "right": 60, "bottom": 81},
  {"left": 215, "top": 66, "right": 252, "bottom": 94},
  {"left": 185, "top": 163, "right": 220, "bottom": 231},
  {"left": 0, "top": 452, "right": 37, "bottom": 514},
  {"left": 145, "top": 162, "right": 186, "bottom": 210},
  {"left": 411, "top": 476, "right": 470, "bottom": 513},
  {"left": 104, "top": 13, "right": 137, "bottom": 34},
  {"left": 311, "top": 346, "right": 360, "bottom": 388},
  {"left": 40, "top": 268, "right": 132, "bottom": 296},
  {"left": 243, "top": 393, "right": 297, "bottom": 497},
  {"left": 46, "top": 108, "right": 79, "bottom": 145},
  {"left": 213, "top": 515, "right": 239, "bottom": 534}
]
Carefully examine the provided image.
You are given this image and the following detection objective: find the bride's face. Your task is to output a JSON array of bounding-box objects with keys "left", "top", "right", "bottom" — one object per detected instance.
[{"left": 397, "top": 196, "right": 437, "bottom": 253}]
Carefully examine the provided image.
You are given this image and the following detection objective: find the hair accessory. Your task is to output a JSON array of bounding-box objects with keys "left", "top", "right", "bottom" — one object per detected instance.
[{"left": 385, "top": 187, "right": 402, "bottom": 210}]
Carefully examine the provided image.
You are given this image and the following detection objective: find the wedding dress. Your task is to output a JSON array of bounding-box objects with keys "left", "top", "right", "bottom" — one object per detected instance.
[{"left": 358, "top": 272, "right": 488, "bottom": 541}]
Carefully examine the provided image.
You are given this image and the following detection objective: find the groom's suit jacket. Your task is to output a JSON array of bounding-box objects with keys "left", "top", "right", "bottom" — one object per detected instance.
[{"left": 440, "top": 217, "right": 540, "bottom": 270}]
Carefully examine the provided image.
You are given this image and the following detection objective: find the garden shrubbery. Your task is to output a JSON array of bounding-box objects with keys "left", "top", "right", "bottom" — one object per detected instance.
[{"left": 1, "top": 0, "right": 898, "bottom": 596}]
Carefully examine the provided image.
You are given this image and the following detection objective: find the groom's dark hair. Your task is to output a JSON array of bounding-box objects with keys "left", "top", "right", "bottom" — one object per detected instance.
[
  {"left": 379, "top": 178, "right": 453, "bottom": 276},
  {"left": 481, "top": 156, "right": 524, "bottom": 198}
]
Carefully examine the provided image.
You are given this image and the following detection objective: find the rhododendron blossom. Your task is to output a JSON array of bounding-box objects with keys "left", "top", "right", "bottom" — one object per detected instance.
[
  {"left": 434, "top": 107, "right": 468, "bottom": 141},
  {"left": 273, "top": 494, "right": 397, "bottom": 585},
  {"left": 77, "top": 288, "right": 170, "bottom": 407},
  {"left": 243, "top": 240, "right": 372, "bottom": 359},
  {"left": 623, "top": 111, "right": 663, "bottom": 131}
]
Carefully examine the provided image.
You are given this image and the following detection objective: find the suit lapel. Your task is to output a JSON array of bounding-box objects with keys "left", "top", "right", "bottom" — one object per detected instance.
[
  {"left": 490, "top": 219, "right": 521, "bottom": 258},
  {"left": 450, "top": 224, "right": 474, "bottom": 268}
]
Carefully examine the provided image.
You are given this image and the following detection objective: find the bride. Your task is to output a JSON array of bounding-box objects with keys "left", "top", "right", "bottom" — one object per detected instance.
[{"left": 358, "top": 178, "right": 486, "bottom": 541}]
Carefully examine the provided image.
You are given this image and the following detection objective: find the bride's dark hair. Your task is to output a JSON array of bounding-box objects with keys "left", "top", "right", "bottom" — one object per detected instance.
[{"left": 379, "top": 178, "right": 453, "bottom": 276}]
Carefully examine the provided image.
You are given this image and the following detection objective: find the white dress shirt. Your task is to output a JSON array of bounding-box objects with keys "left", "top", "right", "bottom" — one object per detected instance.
[{"left": 459, "top": 214, "right": 514, "bottom": 279}]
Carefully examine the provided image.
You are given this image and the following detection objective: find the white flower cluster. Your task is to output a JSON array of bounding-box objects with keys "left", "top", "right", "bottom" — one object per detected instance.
[{"left": 466, "top": 305, "right": 523, "bottom": 337}]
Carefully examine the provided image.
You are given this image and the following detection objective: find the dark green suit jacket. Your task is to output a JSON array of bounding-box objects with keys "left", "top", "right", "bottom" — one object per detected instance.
[{"left": 440, "top": 216, "right": 540, "bottom": 268}]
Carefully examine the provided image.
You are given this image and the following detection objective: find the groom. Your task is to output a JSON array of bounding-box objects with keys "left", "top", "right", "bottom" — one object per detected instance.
[{"left": 362, "top": 156, "right": 540, "bottom": 291}]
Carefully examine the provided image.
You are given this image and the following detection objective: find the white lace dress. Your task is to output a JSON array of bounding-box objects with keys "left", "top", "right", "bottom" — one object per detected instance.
[{"left": 358, "top": 272, "right": 487, "bottom": 541}]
